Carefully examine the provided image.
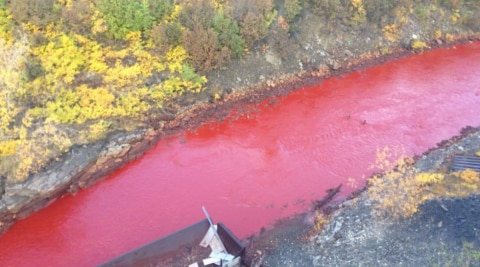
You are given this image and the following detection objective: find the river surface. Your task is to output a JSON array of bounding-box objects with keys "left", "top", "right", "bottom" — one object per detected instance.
[{"left": 0, "top": 42, "right": 479, "bottom": 267}]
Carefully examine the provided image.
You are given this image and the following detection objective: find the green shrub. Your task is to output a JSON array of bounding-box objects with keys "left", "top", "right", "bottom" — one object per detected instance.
[
  {"left": 98, "top": 0, "right": 154, "bottom": 40},
  {"left": 284, "top": 0, "right": 303, "bottom": 22},
  {"left": 148, "top": 0, "right": 173, "bottom": 21},
  {"left": 212, "top": 12, "right": 245, "bottom": 57}
]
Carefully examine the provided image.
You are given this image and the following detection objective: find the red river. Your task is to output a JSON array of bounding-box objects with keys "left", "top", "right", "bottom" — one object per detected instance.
[{"left": 0, "top": 42, "right": 479, "bottom": 266}]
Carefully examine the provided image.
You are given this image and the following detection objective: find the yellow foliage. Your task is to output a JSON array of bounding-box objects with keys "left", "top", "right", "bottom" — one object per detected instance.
[
  {"left": 56, "top": 0, "right": 73, "bottom": 8},
  {"left": 350, "top": 0, "right": 365, "bottom": 11},
  {"left": 104, "top": 60, "right": 143, "bottom": 88},
  {"left": 11, "top": 124, "right": 72, "bottom": 182},
  {"left": 77, "top": 120, "right": 112, "bottom": 144},
  {"left": 212, "top": 0, "right": 226, "bottom": 10},
  {"left": 434, "top": 29, "right": 442, "bottom": 39},
  {"left": 105, "top": 48, "right": 129, "bottom": 60},
  {"left": 370, "top": 146, "right": 414, "bottom": 173},
  {"left": 165, "top": 4, "right": 182, "bottom": 22},
  {"left": 411, "top": 40, "right": 428, "bottom": 52},
  {"left": 0, "top": 35, "right": 29, "bottom": 132},
  {"left": 45, "top": 85, "right": 117, "bottom": 124},
  {"left": 33, "top": 32, "right": 85, "bottom": 85},
  {"left": 0, "top": 2, "right": 214, "bottom": 181},
  {"left": 368, "top": 163, "right": 423, "bottom": 219},
  {"left": 0, "top": 140, "right": 16, "bottom": 156},
  {"left": 313, "top": 212, "right": 329, "bottom": 232},
  {"left": 349, "top": 0, "right": 366, "bottom": 25},
  {"left": 382, "top": 24, "right": 399, "bottom": 43},
  {"left": 22, "top": 22, "right": 41, "bottom": 35},
  {"left": 114, "top": 87, "right": 151, "bottom": 117},
  {"left": 415, "top": 172, "right": 444, "bottom": 185},
  {"left": 74, "top": 34, "right": 109, "bottom": 74},
  {"left": 133, "top": 45, "right": 166, "bottom": 76},
  {"left": 0, "top": 8, "right": 13, "bottom": 41},
  {"left": 450, "top": 9, "right": 461, "bottom": 23},
  {"left": 393, "top": 5, "right": 410, "bottom": 26},
  {"left": 455, "top": 169, "right": 480, "bottom": 184},
  {"left": 91, "top": 9, "right": 107, "bottom": 35},
  {"left": 45, "top": 89, "right": 82, "bottom": 124},
  {"left": 160, "top": 76, "right": 187, "bottom": 95},
  {"left": 166, "top": 46, "right": 189, "bottom": 73},
  {"left": 103, "top": 33, "right": 166, "bottom": 91},
  {"left": 445, "top": 33, "right": 455, "bottom": 43},
  {"left": 367, "top": 146, "right": 441, "bottom": 219},
  {"left": 77, "top": 85, "right": 115, "bottom": 121},
  {"left": 367, "top": 147, "right": 480, "bottom": 220}
]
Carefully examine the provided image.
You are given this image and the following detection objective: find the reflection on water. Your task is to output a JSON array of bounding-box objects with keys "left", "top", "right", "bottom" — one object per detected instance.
[{"left": 0, "top": 42, "right": 479, "bottom": 267}]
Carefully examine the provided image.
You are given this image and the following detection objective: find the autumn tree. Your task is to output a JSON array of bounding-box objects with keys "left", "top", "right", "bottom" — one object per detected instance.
[
  {"left": 9, "top": 0, "right": 60, "bottom": 28},
  {"left": 151, "top": 21, "right": 182, "bottom": 54},
  {"left": 177, "top": 0, "right": 246, "bottom": 70},
  {"left": 229, "top": 0, "right": 274, "bottom": 46},
  {"left": 182, "top": 25, "right": 230, "bottom": 71},
  {"left": 61, "top": 0, "right": 95, "bottom": 35}
]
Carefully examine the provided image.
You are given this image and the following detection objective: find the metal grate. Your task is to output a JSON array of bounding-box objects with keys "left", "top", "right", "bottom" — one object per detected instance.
[{"left": 451, "top": 154, "right": 480, "bottom": 172}]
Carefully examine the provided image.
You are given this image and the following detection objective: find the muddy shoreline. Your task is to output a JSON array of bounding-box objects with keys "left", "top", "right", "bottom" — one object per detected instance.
[{"left": 0, "top": 36, "right": 479, "bottom": 236}]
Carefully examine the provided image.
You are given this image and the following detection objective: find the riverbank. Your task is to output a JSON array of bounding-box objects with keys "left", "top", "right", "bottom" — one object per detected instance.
[
  {"left": 0, "top": 36, "right": 479, "bottom": 267},
  {"left": 0, "top": 37, "right": 476, "bottom": 236},
  {"left": 1, "top": 1, "right": 480, "bottom": 237},
  {"left": 243, "top": 127, "right": 480, "bottom": 266}
]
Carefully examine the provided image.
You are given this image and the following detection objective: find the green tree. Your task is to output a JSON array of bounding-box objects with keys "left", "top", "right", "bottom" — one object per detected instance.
[
  {"left": 98, "top": 0, "right": 154, "bottom": 40},
  {"left": 148, "top": 0, "right": 173, "bottom": 20},
  {"left": 212, "top": 12, "right": 245, "bottom": 57},
  {"left": 284, "top": 0, "right": 303, "bottom": 22}
]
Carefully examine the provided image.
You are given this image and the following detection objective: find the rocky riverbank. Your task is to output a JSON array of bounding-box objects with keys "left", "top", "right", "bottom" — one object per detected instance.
[
  {"left": 244, "top": 127, "right": 480, "bottom": 266},
  {"left": 1, "top": 3, "right": 480, "bottom": 236}
]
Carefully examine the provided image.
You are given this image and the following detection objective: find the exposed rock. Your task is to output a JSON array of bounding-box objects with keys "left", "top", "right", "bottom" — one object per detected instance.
[
  {"left": 265, "top": 50, "right": 282, "bottom": 67},
  {"left": 327, "top": 58, "right": 341, "bottom": 70}
]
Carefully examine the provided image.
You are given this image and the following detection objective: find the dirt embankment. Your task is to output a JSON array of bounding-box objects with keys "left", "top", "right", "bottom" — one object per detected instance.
[{"left": 1, "top": 4, "right": 480, "bottom": 235}]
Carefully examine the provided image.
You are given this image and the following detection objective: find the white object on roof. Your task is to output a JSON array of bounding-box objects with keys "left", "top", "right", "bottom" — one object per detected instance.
[{"left": 188, "top": 207, "right": 241, "bottom": 267}]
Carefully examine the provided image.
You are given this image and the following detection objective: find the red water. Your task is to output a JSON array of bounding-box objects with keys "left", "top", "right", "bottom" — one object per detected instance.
[{"left": 1, "top": 43, "right": 480, "bottom": 267}]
